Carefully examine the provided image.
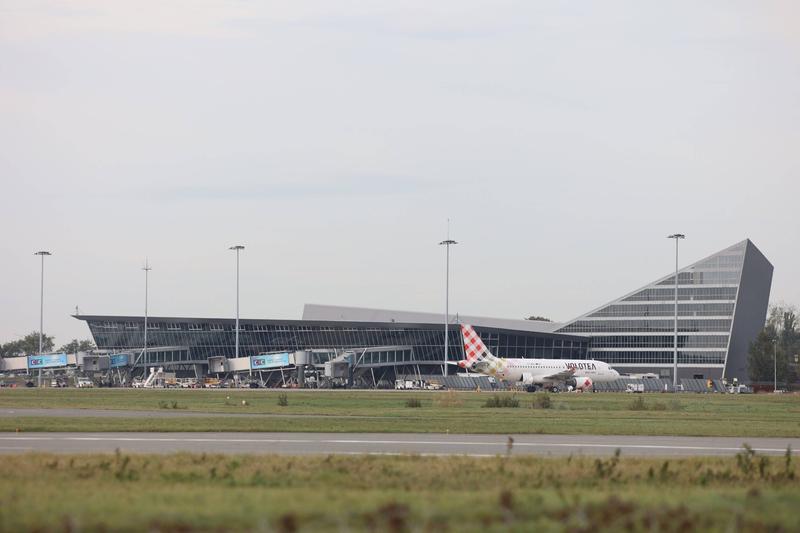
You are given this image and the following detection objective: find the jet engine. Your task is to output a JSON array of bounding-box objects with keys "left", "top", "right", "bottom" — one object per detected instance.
[{"left": 566, "top": 376, "right": 593, "bottom": 391}]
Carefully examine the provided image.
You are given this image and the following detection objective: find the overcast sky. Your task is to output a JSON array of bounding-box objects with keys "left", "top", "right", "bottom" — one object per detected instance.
[{"left": 1, "top": 1, "right": 798, "bottom": 347}]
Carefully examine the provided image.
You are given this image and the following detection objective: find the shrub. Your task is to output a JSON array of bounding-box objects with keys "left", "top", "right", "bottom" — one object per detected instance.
[
  {"left": 404, "top": 398, "right": 422, "bottom": 408},
  {"left": 594, "top": 448, "right": 621, "bottom": 479},
  {"left": 483, "top": 395, "right": 520, "bottom": 408},
  {"left": 629, "top": 396, "right": 647, "bottom": 411},
  {"left": 784, "top": 446, "right": 795, "bottom": 480},
  {"left": 277, "top": 393, "right": 289, "bottom": 407},
  {"left": 736, "top": 444, "right": 756, "bottom": 476},
  {"left": 531, "top": 394, "right": 552, "bottom": 409}
]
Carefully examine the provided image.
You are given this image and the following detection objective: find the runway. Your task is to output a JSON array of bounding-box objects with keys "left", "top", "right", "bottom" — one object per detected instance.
[{"left": 0, "top": 432, "right": 798, "bottom": 456}]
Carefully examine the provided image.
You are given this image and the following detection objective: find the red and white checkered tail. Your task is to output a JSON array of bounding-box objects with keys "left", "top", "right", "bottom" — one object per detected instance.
[{"left": 461, "top": 324, "right": 493, "bottom": 363}]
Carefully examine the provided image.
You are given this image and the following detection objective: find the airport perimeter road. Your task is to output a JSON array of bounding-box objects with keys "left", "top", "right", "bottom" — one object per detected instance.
[{"left": 0, "top": 433, "right": 798, "bottom": 456}]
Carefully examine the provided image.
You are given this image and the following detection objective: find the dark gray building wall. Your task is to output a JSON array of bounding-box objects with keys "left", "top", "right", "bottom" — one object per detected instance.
[{"left": 725, "top": 240, "right": 773, "bottom": 383}]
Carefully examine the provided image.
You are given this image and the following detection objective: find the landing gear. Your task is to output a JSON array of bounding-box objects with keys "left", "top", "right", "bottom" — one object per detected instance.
[
  {"left": 549, "top": 385, "right": 560, "bottom": 393},
  {"left": 525, "top": 384, "right": 539, "bottom": 393}
]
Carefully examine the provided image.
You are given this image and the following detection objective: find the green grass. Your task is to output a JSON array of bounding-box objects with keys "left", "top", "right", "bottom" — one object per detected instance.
[
  {"left": 0, "top": 451, "right": 797, "bottom": 531},
  {"left": 1, "top": 389, "right": 799, "bottom": 436}
]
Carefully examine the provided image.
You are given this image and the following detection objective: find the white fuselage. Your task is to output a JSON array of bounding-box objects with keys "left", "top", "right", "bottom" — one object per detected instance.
[{"left": 490, "top": 358, "right": 619, "bottom": 384}]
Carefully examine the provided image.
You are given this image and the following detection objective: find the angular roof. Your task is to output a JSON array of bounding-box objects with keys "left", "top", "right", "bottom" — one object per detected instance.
[
  {"left": 302, "top": 303, "right": 565, "bottom": 334},
  {"left": 557, "top": 238, "right": 765, "bottom": 328}
]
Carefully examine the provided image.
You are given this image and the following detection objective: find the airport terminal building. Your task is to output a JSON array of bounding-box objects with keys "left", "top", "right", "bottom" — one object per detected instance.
[
  {"left": 76, "top": 239, "right": 772, "bottom": 384},
  {"left": 77, "top": 313, "right": 590, "bottom": 387}
]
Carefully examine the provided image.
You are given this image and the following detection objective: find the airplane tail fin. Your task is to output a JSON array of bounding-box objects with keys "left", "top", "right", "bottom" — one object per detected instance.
[{"left": 461, "top": 324, "right": 494, "bottom": 363}]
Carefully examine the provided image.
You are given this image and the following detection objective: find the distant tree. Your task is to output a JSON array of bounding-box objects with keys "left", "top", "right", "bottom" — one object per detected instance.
[
  {"left": 776, "top": 308, "right": 799, "bottom": 354},
  {"left": 525, "top": 316, "right": 552, "bottom": 322},
  {"left": 0, "top": 340, "right": 23, "bottom": 358},
  {"left": 748, "top": 302, "right": 800, "bottom": 385},
  {"left": 58, "top": 339, "right": 96, "bottom": 354},
  {"left": 748, "top": 327, "right": 789, "bottom": 383},
  {"left": 769, "top": 304, "right": 800, "bottom": 378},
  {"left": 0, "top": 331, "right": 54, "bottom": 357}
]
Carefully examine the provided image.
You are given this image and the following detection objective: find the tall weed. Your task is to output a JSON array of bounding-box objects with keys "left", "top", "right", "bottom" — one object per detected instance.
[{"left": 483, "top": 395, "right": 520, "bottom": 408}]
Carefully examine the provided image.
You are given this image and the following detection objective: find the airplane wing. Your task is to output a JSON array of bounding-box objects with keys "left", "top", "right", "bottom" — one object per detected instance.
[{"left": 542, "top": 368, "right": 575, "bottom": 381}]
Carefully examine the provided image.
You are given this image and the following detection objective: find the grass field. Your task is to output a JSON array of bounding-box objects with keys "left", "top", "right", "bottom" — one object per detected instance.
[
  {"left": 1, "top": 389, "right": 799, "bottom": 436},
  {"left": 0, "top": 451, "right": 797, "bottom": 531}
]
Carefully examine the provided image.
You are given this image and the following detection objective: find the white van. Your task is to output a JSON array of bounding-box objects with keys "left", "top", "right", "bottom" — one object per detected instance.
[{"left": 76, "top": 378, "right": 94, "bottom": 388}]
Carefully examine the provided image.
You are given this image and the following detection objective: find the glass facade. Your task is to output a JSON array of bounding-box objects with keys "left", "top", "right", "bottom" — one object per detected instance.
[
  {"left": 80, "top": 317, "right": 590, "bottom": 373},
  {"left": 558, "top": 241, "right": 748, "bottom": 368}
]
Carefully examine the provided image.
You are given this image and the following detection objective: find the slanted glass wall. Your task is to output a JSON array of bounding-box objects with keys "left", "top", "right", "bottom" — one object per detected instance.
[
  {"left": 84, "top": 318, "right": 590, "bottom": 371},
  {"left": 558, "top": 241, "right": 746, "bottom": 367}
]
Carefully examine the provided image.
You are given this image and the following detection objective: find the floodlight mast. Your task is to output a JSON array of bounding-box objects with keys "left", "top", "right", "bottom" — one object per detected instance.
[
  {"left": 229, "top": 245, "right": 245, "bottom": 366},
  {"left": 773, "top": 339, "right": 778, "bottom": 393},
  {"left": 34, "top": 251, "right": 52, "bottom": 387},
  {"left": 132, "top": 260, "right": 152, "bottom": 374},
  {"left": 438, "top": 235, "right": 458, "bottom": 377},
  {"left": 667, "top": 234, "right": 685, "bottom": 388},
  {"left": 143, "top": 260, "right": 151, "bottom": 372}
]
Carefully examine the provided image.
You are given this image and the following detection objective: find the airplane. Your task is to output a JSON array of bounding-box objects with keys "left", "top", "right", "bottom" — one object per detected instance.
[{"left": 454, "top": 324, "right": 620, "bottom": 392}]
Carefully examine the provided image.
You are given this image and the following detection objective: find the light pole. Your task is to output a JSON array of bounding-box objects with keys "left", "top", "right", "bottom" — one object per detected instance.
[
  {"left": 142, "top": 260, "right": 151, "bottom": 372},
  {"left": 773, "top": 339, "right": 778, "bottom": 393},
  {"left": 229, "top": 245, "right": 245, "bottom": 362},
  {"left": 438, "top": 237, "right": 457, "bottom": 377},
  {"left": 131, "top": 260, "right": 152, "bottom": 373},
  {"left": 34, "top": 251, "right": 51, "bottom": 387},
  {"left": 667, "top": 234, "right": 685, "bottom": 389}
]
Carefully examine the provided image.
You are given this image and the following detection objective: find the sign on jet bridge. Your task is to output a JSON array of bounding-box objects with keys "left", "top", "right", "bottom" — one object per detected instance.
[
  {"left": 28, "top": 353, "right": 68, "bottom": 369},
  {"left": 250, "top": 353, "right": 291, "bottom": 370},
  {"left": 109, "top": 353, "right": 129, "bottom": 368}
]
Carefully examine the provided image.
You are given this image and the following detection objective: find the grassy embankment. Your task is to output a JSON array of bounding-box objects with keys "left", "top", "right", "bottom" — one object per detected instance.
[
  {"left": 0, "top": 451, "right": 798, "bottom": 531},
  {"left": 0, "top": 389, "right": 799, "bottom": 436}
]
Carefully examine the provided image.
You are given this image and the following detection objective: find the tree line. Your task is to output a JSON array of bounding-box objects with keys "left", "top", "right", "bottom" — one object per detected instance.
[
  {"left": 0, "top": 332, "right": 95, "bottom": 358},
  {"left": 748, "top": 303, "right": 799, "bottom": 385}
]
